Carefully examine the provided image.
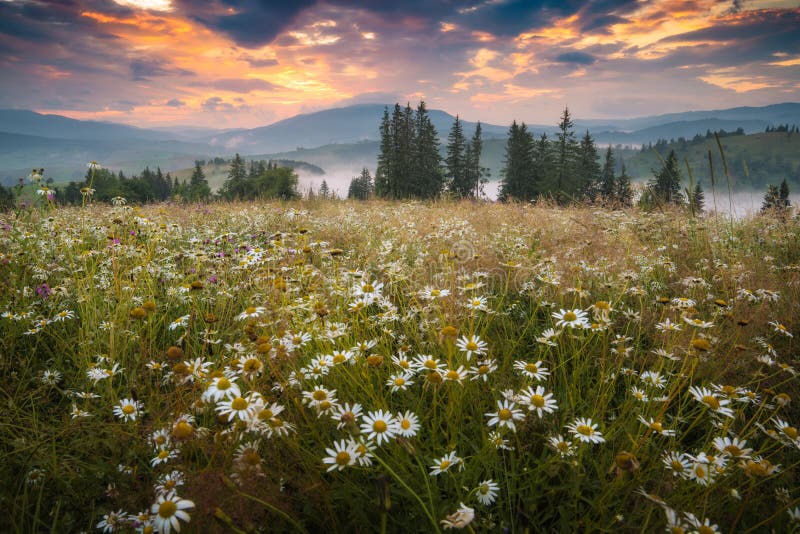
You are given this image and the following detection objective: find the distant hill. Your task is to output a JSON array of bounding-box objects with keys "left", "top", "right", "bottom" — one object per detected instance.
[
  {"left": 618, "top": 131, "right": 800, "bottom": 190},
  {"left": 0, "top": 109, "right": 176, "bottom": 141}
]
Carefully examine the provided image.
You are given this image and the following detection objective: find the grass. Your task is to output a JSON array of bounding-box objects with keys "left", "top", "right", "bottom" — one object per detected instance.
[{"left": 1, "top": 198, "right": 798, "bottom": 533}]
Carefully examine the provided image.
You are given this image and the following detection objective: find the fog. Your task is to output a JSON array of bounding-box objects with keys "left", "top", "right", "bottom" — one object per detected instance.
[{"left": 299, "top": 170, "right": 798, "bottom": 219}]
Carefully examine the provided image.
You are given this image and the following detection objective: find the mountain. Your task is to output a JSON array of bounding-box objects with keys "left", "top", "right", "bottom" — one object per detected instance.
[
  {"left": 0, "top": 109, "right": 178, "bottom": 141},
  {"left": 205, "top": 103, "right": 510, "bottom": 153}
]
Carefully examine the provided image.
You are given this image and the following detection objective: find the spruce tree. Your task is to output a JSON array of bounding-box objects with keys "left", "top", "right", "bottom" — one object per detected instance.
[
  {"left": 599, "top": 147, "right": 616, "bottom": 203},
  {"left": 779, "top": 179, "right": 791, "bottom": 208},
  {"left": 762, "top": 184, "right": 781, "bottom": 212},
  {"left": 555, "top": 107, "right": 578, "bottom": 203},
  {"left": 650, "top": 150, "right": 683, "bottom": 205},
  {"left": 691, "top": 183, "right": 705, "bottom": 214},
  {"left": 577, "top": 131, "right": 601, "bottom": 202},
  {"left": 189, "top": 161, "right": 210, "bottom": 201},
  {"left": 412, "top": 101, "right": 442, "bottom": 198},
  {"left": 466, "top": 122, "right": 487, "bottom": 198},
  {"left": 446, "top": 115, "right": 468, "bottom": 197},
  {"left": 616, "top": 162, "right": 633, "bottom": 207},
  {"left": 499, "top": 121, "right": 535, "bottom": 201},
  {"left": 375, "top": 107, "right": 392, "bottom": 198},
  {"left": 319, "top": 180, "right": 330, "bottom": 199},
  {"left": 223, "top": 153, "right": 247, "bottom": 199}
]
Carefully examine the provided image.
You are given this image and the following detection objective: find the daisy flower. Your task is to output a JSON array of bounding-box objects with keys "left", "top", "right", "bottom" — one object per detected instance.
[
  {"left": 96, "top": 509, "right": 129, "bottom": 533},
  {"left": 655, "top": 318, "right": 682, "bottom": 332},
  {"left": 772, "top": 418, "right": 800, "bottom": 448},
  {"left": 712, "top": 436, "right": 752, "bottom": 458},
  {"left": 663, "top": 508, "right": 689, "bottom": 534},
  {"left": 465, "top": 296, "right": 488, "bottom": 312},
  {"left": 411, "top": 354, "right": 443, "bottom": 373},
  {"left": 360, "top": 410, "right": 398, "bottom": 445},
  {"left": 236, "top": 306, "right": 266, "bottom": 321},
  {"left": 518, "top": 386, "right": 558, "bottom": 418},
  {"left": 155, "top": 471, "right": 185, "bottom": 496},
  {"left": 485, "top": 399, "right": 525, "bottom": 432},
  {"left": 488, "top": 431, "right": 514, "bottom": 451},
  {"left": 536, "top": 327, "right": 561, "bottom": 346},
  {"left": 769, "top": 321, "right": 793, "bottom": 338},
  {"left": 302, "top": 385, "right": 338, "bottom": 410},
  {"left": 215, "top": 392, "right": 262, "bottom": 422},
  {"left": 419, "top": 286, "right": 450, "bottom": 300},
  {"left": 386, "top": 372, "right": 414, "bottom": 392},
  {"left": 150, "top": 491, "right": 194, "bottom": 534},
  {"left": 637, "top": 416, "right": 676, "bottom": 436},
  {"left": 113, "top": 398, "right": 144, "bottom": 422},
  {"left": 331, "top": 402, "right": 362, "bottom": 430},
  {"left": 639, "top": 371, "right": 667, "bottom": 389},
  {"left": 455, "top": 334, "right": 488, "bottom": 360},
  {"left": 440, "top": 503, "right": 474, "bottom": 529},
  {"left": 547, "top": 434, "right": 576, "bottom": 457},
  {"left": 688, "top": 386, "right": 734, "bottom": 418},
  {"left": 322, "top": 439, "right": 359, "bottom": 472},
  {"left": 203, "top": 374, "right": 241, "bottom": 402},
  {"left": 684, "top": 512, "right": 719, "bottom": 533},
  {"left": 566, "top": 417, "right": 605, "bottom": 444},
  {"left": 443, "top": 366, "right": 468, "bottom": 383},
  {"left": 662, "top": 451, "right": 690, "bottom": 478},
  {"left": 683, "top": 316, "right": 714, "bottom": 329},
  {"left": 552, "top": 308, "right": 589, "bottom": 329},
  {"left": 151, "top": 447, "right": 179, "bottom": 467},
  {"left": 475, "top": 479, "right": 499, "bottom": 506},
  {"left": 430, "top": 451, "right": 463, "bottom": 476},
  {"left": 396, "top": 411, "right": 420, "bottom": 438},
  {"left": 469, "top": 359, "right": 497, "bottom": 382},
  {"left": 513, "top": 360, "right": 549, "bottom": 381}
]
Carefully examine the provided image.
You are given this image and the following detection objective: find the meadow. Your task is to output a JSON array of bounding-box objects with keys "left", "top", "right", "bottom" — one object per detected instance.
[{"left": 1, "top": 198, "right": 798, "bottom": 533}]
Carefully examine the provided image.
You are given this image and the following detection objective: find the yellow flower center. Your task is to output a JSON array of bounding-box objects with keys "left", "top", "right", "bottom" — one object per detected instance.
[
  {"left": 242, "top": 450, "right": 261, "bottom": 466},
  {"left": 430, "top": 289, "right": 441, "bottom": 297},
  {"left": 698, "top": 526, "right": 714, "bottom": 534},
  {"left": 525, "top": 363, "right": 539, "bottom": 373},
  {"left": 362, "top": 284, "right": 374, "bottom": 293},
  {"left": 465, "top": 341, "right": 478, "bottom": 351},
  {"left": 671, "top": 460, "right": 684, "bottom": 472},
  {"left": 576, "top": 424, "right": 593, "bottom": 436},
  {"left": 157, "top": 450, "right": 169, "bottom": 460},
  {"left": 243, "top": 359, "right": 260, "bottom": 372},
  {"left": 439, "top": 460, "right": 451, "bottom": 470},
  {"left": 650, "top": 421, "right": 663, "bottom": 432},
  {"left": 231, "top": 397, "right": 248, "bottom": 411},
  {"left": 498, "top": 408, "right": 512, "bottom": 420},
  {"left": 335, "top": 451, "right": 351, "bottom": 466},
  {"left": 478, "top": 365, "right": 490, "bottom": 374},
  {"left": 783, "top": 426, "right": 798, "bottom": 440},
  {"left": 245, "top": 306, "right": 257, "bottom": 315},
  {"left": 217, "top": 377, "right": 231, "bottom": 390},
  {"left": 312, "top": 390, "right": 327, "bottom": 401},
  {"left": 122, "top": 405, "right": 135, "bottom": 415},
  {"left": 332, "top": 354, "right": 346, "bottom": 364},
  {"left": 724, "top": 445, "right": 742, "bottom": 456},
  {"left": 394, "top": 377, "right": 406, "bottom": 386},
  {"left": 531, "top": 395, "right": 545, "bottom": 408},
  {"left": 373, "top": 420, "right": 387, "bottom": 433},
  {"left": 158, "top": 500, "right": 177, "bottom": 519},
  {"left": 694, "top": 465, "right": 706, "bottom": 478},
  {"left": 557, "top": 441, "right": 569, "bottom": 452},
  {"left": 424, "top": 359, "right": 437, "bottom": 369},
  {"left": 446, "top": 370, "right": 460, "bottom": 380},
  {"left": 401, "top": 419, "right": 411, "bottom": 430},
  {"left": 701, "top": 395, "right": 720, "bottom": 410},
  {"left": 563, "top": 311, "right": 577, "bottom": 322},
  {"left": 172, "top": 421, "right": 193, "bottom": 439}
]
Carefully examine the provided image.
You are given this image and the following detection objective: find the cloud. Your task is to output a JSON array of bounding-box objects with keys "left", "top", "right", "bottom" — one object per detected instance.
[
  {"left": 554, "top": 51, "right": 597, "bottom": 64},
  {"left": 130, "top": 57, "right": 194, "bottom": 80},
  {"left": 172, "top": 0, "right": 315, "bottom": 48},
  {"left": 166, "top": 98, "right": 185, "bottom": 107},
  {"left": 202, "top": 96, "right": 233, "bottom": 112},
  {"left": 205, "top": 78, "right": 280, "bottom": 93}
]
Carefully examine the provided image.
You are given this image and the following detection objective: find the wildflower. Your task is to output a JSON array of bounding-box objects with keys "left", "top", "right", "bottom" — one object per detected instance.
[
  {"left": 322, "top": 439, "right": 359, "bottom": 472},
  {"left": 97, "top": 509, "right": 129, "bottom": 533},
  {"left": 396, "top": 411, "right": 420, "bottom": 438},
  {"left": 155, "top": 471, "right": 185, "bottom": 495},
  {"left": 552, "top": 308, "right": 589, "bottom": 329},
  {"left": 671, "top": 297, "right": 696, "bottom": 308},
  {"left": 419, "top": 286, "right": 450, "bottom": 300},
  {"left": 772, "top": 418, "right": 800, "bottom": 448},
  {"left": 440, "top": 503, "right": 474, "bottom": 529},
  {"left": 518, "top": 385, "right": 558, "bottom": 418},
  {"left": 536, "top": 327, "right": 561, "bottom": 346},
  {"left": 638, "top": 416, "right": 676, "bottom": 437},
  {"left": 488, "top": 431, "right": 514, "bottom": 451},
  {"left": 113, "top": 398, "right": 143, "bottom": 422},
  {"left": 236, "top": 306, "right": 265, "bottom": 321},
  {"left": 455, "top": 334, "right": 488, "bottom": 360},
  {"left": 302, "top": 385, "right": 337, "bottom": 411},
  {"left": 40, "top": 369, "right": 62, "bottom": 386},
  {"left": 360, "top": 410, "right": 398, "bottom": 445},
  {"left": 168, "top": 314, "right": 190, "bottom": 331},
  {"left": 712, "top": 436, "right": 752, "bottom": 458},
  {"left": 630, "top": 386, "right": 649, "bottom": 402},
  {"left": 203, "top": 374, "right": 241, "bottom": 402},
  {"left": 151, "top": 447, "right": 179, "bottom": 467},
  {"left": 663, "top": 508, "right": 689, "bottom": 534},
  {"left": 485, "top": 399, "right": 525, "bottom": 432},
  {"left": 640, "top": 370, "right": 667, "bottom": 389},
  {"left": 655, "top": 318, "right": 682, "bottom": 332},
  {"left": 465, "top": 296, "right": 488, "bottom": 311},
  {"left": 412, "top": 354, "right": 443, "bottom": 373},
  {"left": 513, "top": 360, "right": 549, "bottom": 381},
  {"left": 547, "top": 434, "right": 576, "bottom": 457},
  {"left": 387, "top": 372, "right": 414, "bottom": 392},
  {"left": 215, "top": 392, "right": 261, "bottom": 422},
  {"left": 331, "top": 402, "right": 362, "bottom": 430},
  {"left": 469, "top": 359, "right": 497, "bottom": 381},
  {"left": 684, "top": 512, "right": 719, "bottom": 534},
  {"left": 688, "top": 386, "right": 734, "bottom": 418},
  {"left": 475, "top": 479, "right": 499, "bottom": 505},
  {"left": 151, "top": 491, "right": 194, "bottom": 534},
  {"left": 430, "top": 451, "right": 463, "bottom": 475},
  {"left": 566, "top": 417, "right": 605, "bottom": 444},
  {"left": 769, "top": 321, "right": 793, "bottom": 338},
  {"left": 740, "top": 456, "right": 780, "bottom": 477},
  {"left": 443, "top": 366, "right": 468, "bottom": 383}
]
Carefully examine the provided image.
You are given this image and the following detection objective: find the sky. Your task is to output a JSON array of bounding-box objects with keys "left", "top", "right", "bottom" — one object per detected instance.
[{"left": 1, "top": 0, "right": 799, "bottom": 129}]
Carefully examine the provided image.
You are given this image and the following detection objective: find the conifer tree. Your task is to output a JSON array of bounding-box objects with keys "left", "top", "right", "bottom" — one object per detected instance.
[
  {"left": 779, "top": 178, "right": 791, "bottom": 208},
  {"left": 616, "top": 162, "right": 633, "bottom": 207},
  {"left": 348, "top": 168, "right": 374, "bottom": 200},
  {"left": 555, "top": 107, "right": 578, "bottom": 203},
  {"left": 222, "top": 153, "right": 247, "bottom": 199},
  {"left": 599, "top": 147, "right": 616, "bottom": 202},
  {"left": 412, "top": 101, "right": 442, "bottom": 198},
  {"left": 650, "top": 150, "right": 683, "bottom": 205},
  {"left": 466, "top": 122, "right": 487, "bottom": 198},
  {"left": 691, "top": 183, "right": 705, "bottom": 214},
  {"left": 446, "top": 115, "right": 468, "bottom": 197},
  {"left": 375, "top": 107, "right": 392, "bottom": 198},
  {"left": 499, "top": 121, "right": 535, "bottom": 201},
  {"left": 189, "top": 161, "right": 210, "bottom": 201},
  {"left": 577, "top": 130, "right": 601, "bottom": 202},
  {"left": 319, "top": 180, "right": 330, "bottom": 199},
  {"left": 762, "top": 184, "right": 781, "bottom": 212}
]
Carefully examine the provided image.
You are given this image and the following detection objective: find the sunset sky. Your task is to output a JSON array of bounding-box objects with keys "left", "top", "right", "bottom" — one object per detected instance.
[{"left": 1, "top": 0, "right": 798, "bottom": 129}]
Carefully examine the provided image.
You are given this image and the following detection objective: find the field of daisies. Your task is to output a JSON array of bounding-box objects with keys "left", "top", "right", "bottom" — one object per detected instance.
[{"left": 1, "top": 199, "right": 799, "bottom": 533}]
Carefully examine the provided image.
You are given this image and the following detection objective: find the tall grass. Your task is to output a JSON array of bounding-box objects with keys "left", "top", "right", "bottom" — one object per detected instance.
[{"left": 1, "top": 199, "right": 798, "bottom": 533}]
